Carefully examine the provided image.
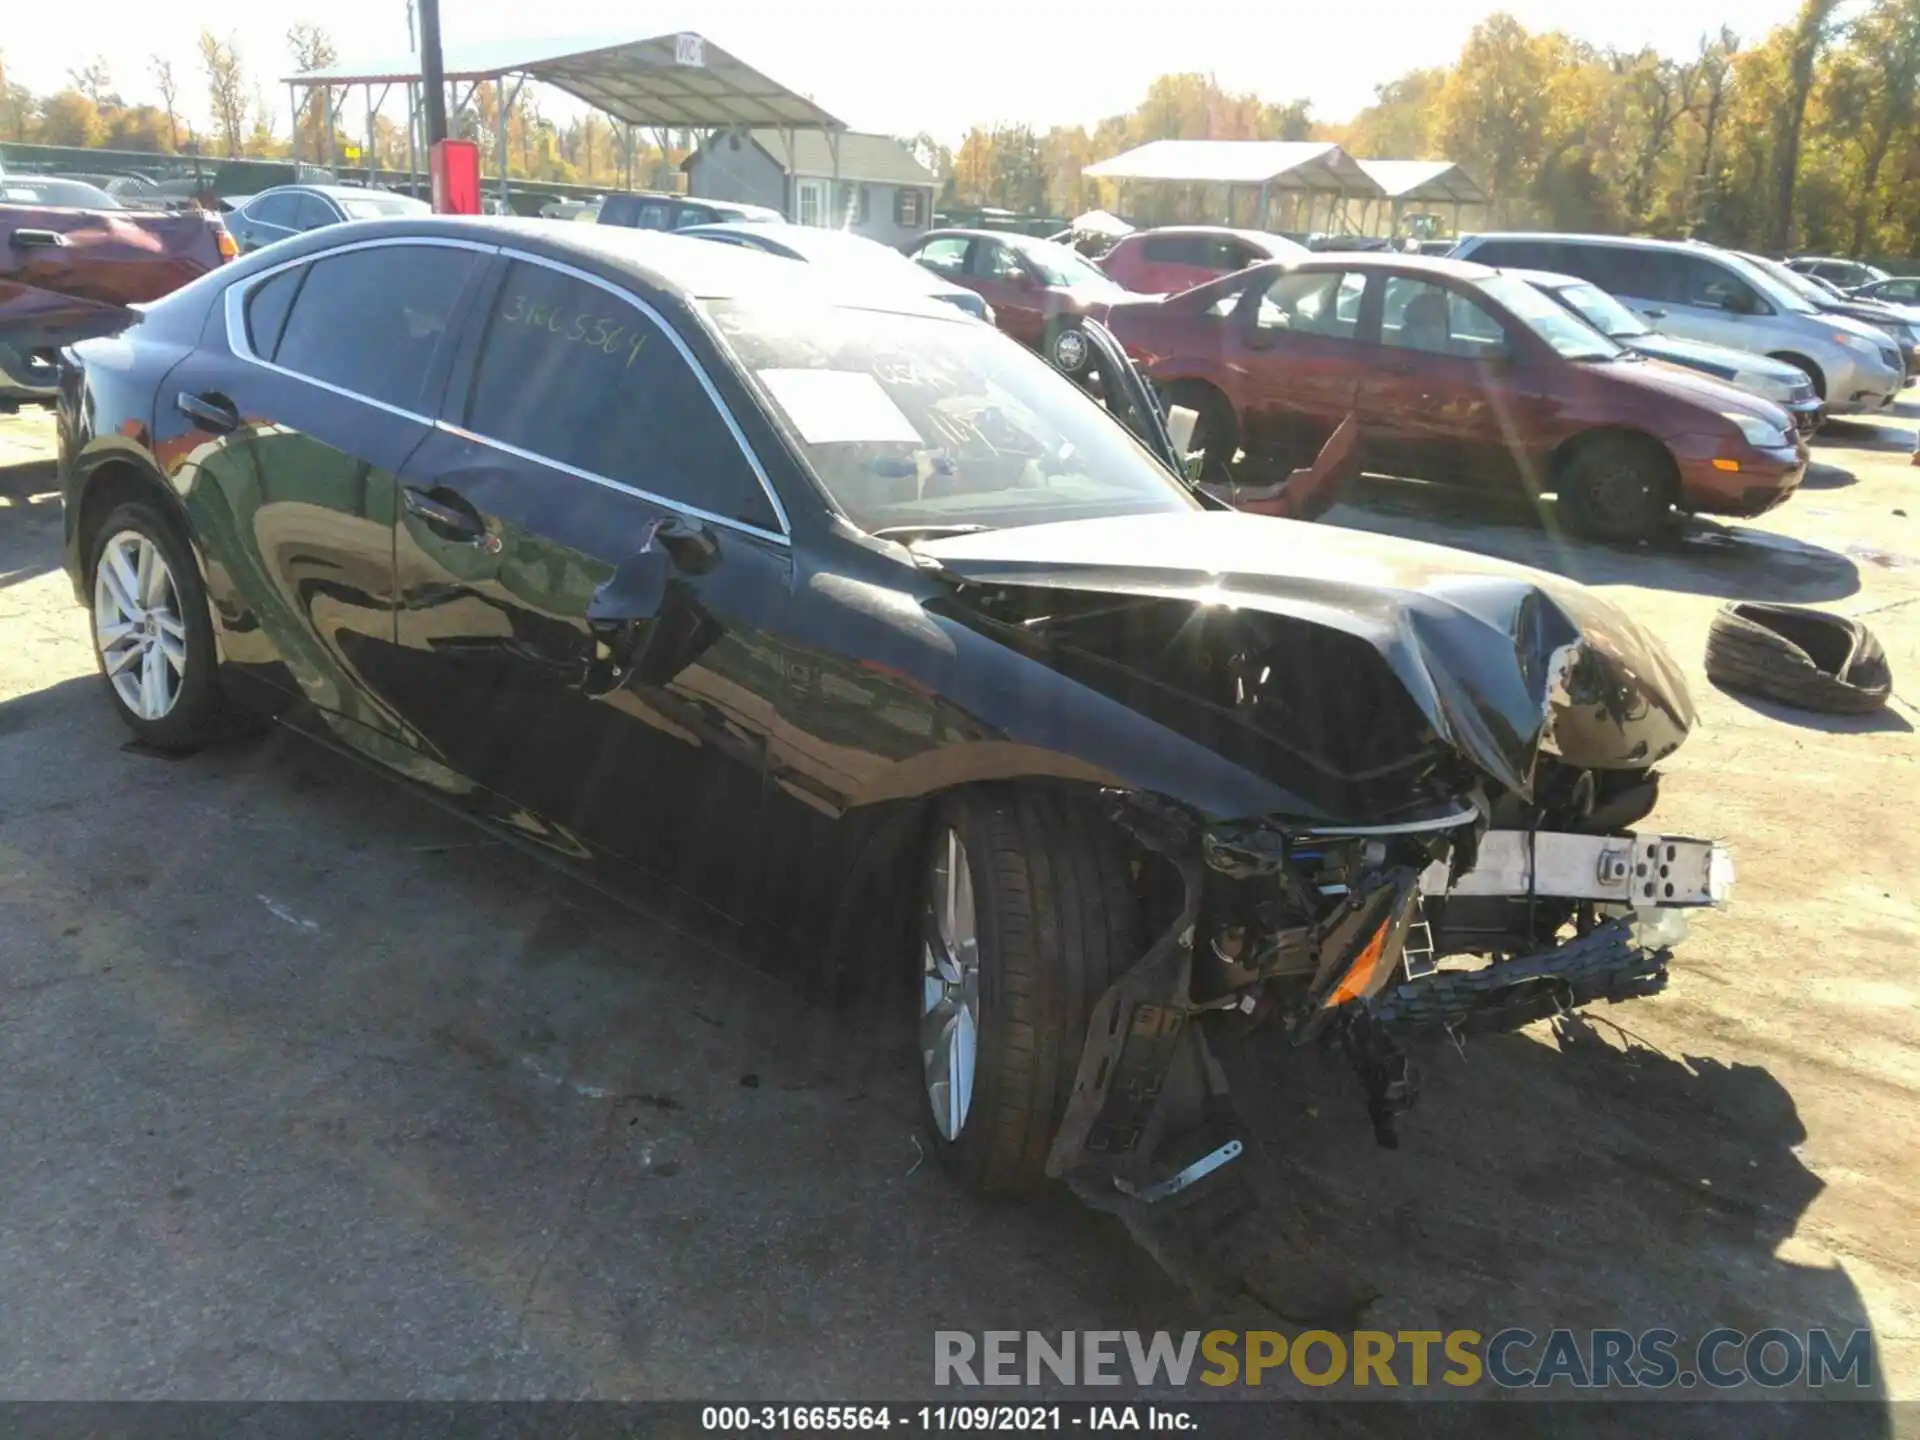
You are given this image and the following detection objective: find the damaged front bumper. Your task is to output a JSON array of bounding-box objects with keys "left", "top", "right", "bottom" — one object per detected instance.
[{"left": 1046, "top": 807, "right": 1734, "bottom": 1189}]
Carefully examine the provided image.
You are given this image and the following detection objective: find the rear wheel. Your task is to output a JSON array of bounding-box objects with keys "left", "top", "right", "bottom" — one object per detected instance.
[
  {"left": 1556, "top": 434, "right": 1677, "bottom": 543},
  {"left": 1045, "top": 319, "right": 1090, "bottom": 377},
  {"left": 87, "top": 501, "right": 224, "bottom": 751},
  {"left": 918, "top": 788, "right": 1142, "bottom": 1195}
]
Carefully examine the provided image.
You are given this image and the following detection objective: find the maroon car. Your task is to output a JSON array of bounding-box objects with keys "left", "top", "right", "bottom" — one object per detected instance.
[
  {"left": 1099, "top": 225, "right": 1309, "bottom": 296},
  {"left": 906, "top": 227, "right": 1134, "bottom": 375},
  {"left": 1104, "top": 253, "right": 1808, "bottom": 541},
  {"left": 1, "top": 176, "right": 234, "bottom": 407}
]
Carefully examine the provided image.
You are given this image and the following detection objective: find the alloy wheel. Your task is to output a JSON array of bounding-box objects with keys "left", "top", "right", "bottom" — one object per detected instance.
[
  {"left": 94, "top": 530, "right": 187, "bottom": 721},
  {"left": 1052, "top": 327, "right": 1088, "bottom": 373},
  {"left": 921, "top": 827, "right": 980, "bottom": 1140}
]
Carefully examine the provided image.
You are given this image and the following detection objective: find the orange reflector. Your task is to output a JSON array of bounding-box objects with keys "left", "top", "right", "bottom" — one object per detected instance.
[
  {"left": 216, "top": 229, "right": 238, "bottom": 261},
  {"left": 1325, "top": 917, "right": 1394, "bottom": 1007},
  {"left": 1711, "top": 457, "right": 1740, "bottom": 472}
]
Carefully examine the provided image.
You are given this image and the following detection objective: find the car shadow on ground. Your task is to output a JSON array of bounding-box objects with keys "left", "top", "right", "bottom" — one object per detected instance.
[
  {"left": 0, "top": 669, "right": 1892, "bottom": 1425},
  {"left": 1327, "top": 477, "right": 1862, "bottom": 604},
  {"left": 1800, "top": 461, "right": 1859, "bottom": 490},
  {"left": 1814, "top": 418, "right": 1913, "bottom": 455},
  {"left": 0, "top": 457, "right": 63, "bottom": 591},
  {"left": 1211, "top": 1015, "right": 1889, "bottom": 1429}
]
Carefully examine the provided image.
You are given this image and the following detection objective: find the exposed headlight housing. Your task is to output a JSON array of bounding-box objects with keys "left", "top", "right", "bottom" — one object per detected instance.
[{"left": 1722, "top": 410, "right": 1791, "bottom": 448}]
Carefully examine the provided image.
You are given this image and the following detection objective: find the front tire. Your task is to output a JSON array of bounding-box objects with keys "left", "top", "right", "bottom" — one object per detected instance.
[
  {"left": 918, "top": 788, "right": 1142, "bottom": 1195},
  {"left": 87, "top": 500, "right": 223, "bottom": 751},
  {"left": 1556, "top": 433, "right": 1677, "bottom": 543}
]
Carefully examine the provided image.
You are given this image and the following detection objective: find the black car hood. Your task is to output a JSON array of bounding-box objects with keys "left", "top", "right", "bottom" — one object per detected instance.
[{"left": 919, "top": 511, "right": 1695, "bottom": 801}]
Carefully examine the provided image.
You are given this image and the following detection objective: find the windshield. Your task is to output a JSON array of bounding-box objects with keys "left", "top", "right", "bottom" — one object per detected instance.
[
  {"left": 703, "top": 298, "right": 1199, "bottom": 535},
  {"left": 1, "top": 178, "right": 120, "bottom": 209},
  {"left": 339, "top": 194, "right": 430, "bottom": 220},
  {"left": 1549, "top": 280, "right": 1651, "bottom": 339},
  {"left": 1477, "top": 274, "right": 1624, "bottom": 361},
  {"left": 1721, "top": 252, "right": 1818, "bottom": 314},
  {"left": 1016, "top": 239, "right": 1122, "bottom": 291}
]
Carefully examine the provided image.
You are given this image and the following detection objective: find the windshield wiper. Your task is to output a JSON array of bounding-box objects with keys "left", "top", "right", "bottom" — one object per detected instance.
[{"left": 870, "top": 523, "right": 996, "bottom": 544}]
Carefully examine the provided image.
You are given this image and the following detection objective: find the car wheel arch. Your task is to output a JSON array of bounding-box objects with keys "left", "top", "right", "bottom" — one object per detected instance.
[
  {"left": 1767, "top": 352, "right": 1826, "bottom": 399},
  {"left": 73, "top": 455, "right": 191, "bottom": 587},
  {"left": 1549, "top": 425, "right": 1679, "bottom": 489}
]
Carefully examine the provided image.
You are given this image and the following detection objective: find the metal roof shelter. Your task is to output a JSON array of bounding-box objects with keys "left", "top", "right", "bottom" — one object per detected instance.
[
  {"left": 1083, "top": 140, "right": 1383, "bottom": 232},
  {"left": 284, "top": 32, "right": 846, "bottom": 216},
  {"left": 1350, "top": 161, "right": 1488, "bottom": 239}
]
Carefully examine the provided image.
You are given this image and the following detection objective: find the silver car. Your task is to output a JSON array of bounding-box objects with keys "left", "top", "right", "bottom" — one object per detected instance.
[{"left": 1452, "top": 232, "right": 1904, "bottom": 416}]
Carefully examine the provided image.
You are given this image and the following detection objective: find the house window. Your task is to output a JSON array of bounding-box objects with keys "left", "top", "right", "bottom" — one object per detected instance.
[
  {"left": 798, "top": 182, "right": 822, "bottom": 227},
  {"left": 897, "top": 188, "right": 922, "bottom": 228}
]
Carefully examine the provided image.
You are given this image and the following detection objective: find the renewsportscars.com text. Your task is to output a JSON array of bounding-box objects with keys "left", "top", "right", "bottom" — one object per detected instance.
[{"left": 934, "top": 1328, "right": 1874, "bottom": 1391}]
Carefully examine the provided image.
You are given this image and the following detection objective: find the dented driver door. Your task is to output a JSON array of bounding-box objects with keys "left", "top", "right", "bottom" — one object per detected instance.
[{"left": 371, "top": 253, "right": 796, "bottom": 920}]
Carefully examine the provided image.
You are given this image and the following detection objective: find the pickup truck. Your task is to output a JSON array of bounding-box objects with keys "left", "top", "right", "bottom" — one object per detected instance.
[{"left": 1, "top": 175, "right": 235, "bottom": 409}]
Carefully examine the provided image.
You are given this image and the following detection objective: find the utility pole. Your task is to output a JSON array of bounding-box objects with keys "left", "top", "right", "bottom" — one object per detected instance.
[{"left": 418, "top": 0, "right": 448, "bottom": 146}]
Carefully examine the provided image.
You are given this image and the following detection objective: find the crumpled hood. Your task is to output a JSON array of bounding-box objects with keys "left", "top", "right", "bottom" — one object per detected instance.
[{"left": 920, "top": 510, "right": 1696, "bottom": 800}]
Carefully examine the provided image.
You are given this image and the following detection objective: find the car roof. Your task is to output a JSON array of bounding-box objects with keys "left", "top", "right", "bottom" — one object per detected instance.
[
  {"left": 1122, "top": 225, "right": 1301, "bottom": 249},
  {"left": 1293, "top": 251, "right": 1499, "bottom": 281},
  {"left": 1463, "top": 231, "right": 1697, "bottom": 255},
  {"left": 245, "top": 215, "right": 962, "bottom": 317}
]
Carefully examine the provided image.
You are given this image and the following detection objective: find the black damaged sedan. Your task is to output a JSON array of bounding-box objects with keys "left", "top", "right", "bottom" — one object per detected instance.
[{"left": 57, "top": 217, "right": 1732, "bottom": 1198}]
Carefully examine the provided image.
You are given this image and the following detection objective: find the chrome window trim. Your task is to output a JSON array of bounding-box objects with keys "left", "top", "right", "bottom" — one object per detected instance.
[
  {"left": 491, "top": 246, "right": 793, "bottom": 540},
  {"left": 432, "top": 420, "right": 788, "bottom": 548},
  {"left": 223, "top": 235, "right": 502, "bottom": 427},
  {"left": 220, "top": 236, "right": 792, "bottom": 544}
]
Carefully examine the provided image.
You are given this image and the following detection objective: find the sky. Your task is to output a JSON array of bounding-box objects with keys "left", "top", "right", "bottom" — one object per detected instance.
[{"left": 5, "top": 0, "right": 1812, "bottom": 146}]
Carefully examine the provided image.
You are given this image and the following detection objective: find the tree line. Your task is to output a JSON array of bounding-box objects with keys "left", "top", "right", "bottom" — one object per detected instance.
[
  {"left": 5, "top": 3, "right": 1919, "bottom": 256},
  {"left": 0, "top": 28, "right": 676, "bottom": 188},
  {"left": 932, "top": 1, "right": 1920, "bottom": 258}
]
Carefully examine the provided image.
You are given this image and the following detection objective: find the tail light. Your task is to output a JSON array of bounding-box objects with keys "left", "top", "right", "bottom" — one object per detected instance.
[{"left": 213, "top": 222, "right": 238, "bottom": 262}]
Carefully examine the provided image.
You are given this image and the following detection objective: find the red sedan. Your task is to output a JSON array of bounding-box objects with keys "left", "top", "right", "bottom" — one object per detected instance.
[
  {"left": 1103, "top": 253, "right": 1808, "bottom": 541},
  {"left": 906, "top": 228, "right": 1135, "bottom": 375}
]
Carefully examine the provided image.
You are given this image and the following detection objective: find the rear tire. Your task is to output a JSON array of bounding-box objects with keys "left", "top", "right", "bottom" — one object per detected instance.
[
  {"left": 86, "top": 500, "right": 224, "bottom": 752},
  {"left": 1556, "top": 433, "right": 1677, "bottom": 543},
  {"left": 918, "top": 788, "right": 1143, "bottom": 1195}
]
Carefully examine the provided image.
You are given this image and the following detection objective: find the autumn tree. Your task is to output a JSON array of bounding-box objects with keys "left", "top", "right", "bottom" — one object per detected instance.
[
  {"left": 198, "top": 31, "right": 248, "bottom": 157},
  {"left": 38, "top": 90, "right": 106, "bottom": 147},
  {"left": 1772, "top": 0, "right": 1844, "bottom": 249},
  {"left": 287, "top": 23, "right": 340, "bottom": 162},
  {"left": 151, "top": 57, "right": 182, "bottom": 150}
]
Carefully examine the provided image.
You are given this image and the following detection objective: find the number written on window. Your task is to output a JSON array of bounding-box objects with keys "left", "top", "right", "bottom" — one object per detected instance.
[{"left": 466, "top": 261, "right": 779, "bottom": 532}]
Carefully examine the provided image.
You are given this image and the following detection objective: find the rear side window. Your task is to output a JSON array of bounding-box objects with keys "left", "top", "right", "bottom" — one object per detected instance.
[
  {"left": 244, "top": 266, "right": 304, "bottom": 359},
  {"left": 914, "top": 237, "right": 970, "bottom": 276},
  {"left": 463, "top": 260, "right": 779, "bottom": 532},
  {"left": 246, "top": 192, "right": 301, "bottom": 228},
  {"left": 1140, "top": 234, "right": 1207, "bottom": 266},
  {"left": 1584, "top": 246, "right": 1685, "bottom": 303},
  {"left": 273, "top": 245, "right": 479, "bottom": 411}
]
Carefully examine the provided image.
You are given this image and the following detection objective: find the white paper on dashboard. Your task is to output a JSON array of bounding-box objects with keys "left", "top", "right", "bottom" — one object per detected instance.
[{"left": 756, "top": 369, "right": 922, "bottom": 445}]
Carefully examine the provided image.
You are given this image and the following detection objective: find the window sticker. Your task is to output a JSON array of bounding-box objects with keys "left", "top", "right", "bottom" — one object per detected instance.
[{"left": 756, "top": 369, "right": 922, "bottom": 445}]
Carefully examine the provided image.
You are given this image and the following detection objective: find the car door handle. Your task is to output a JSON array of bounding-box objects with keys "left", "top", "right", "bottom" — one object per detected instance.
[
  {"left": 403, "top": 485, "right": 494, "bottom": 547},
  {"left": 175, "top": 390, "right": 240, "bottom": 433},
  {"left": 10, "top": 229, "right": 69, "bottom": 248}
]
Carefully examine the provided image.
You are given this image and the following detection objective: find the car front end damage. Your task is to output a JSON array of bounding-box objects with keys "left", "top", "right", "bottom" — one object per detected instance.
[{"left": 915, "top": 511, "right": 1734, "bottom": 1199}]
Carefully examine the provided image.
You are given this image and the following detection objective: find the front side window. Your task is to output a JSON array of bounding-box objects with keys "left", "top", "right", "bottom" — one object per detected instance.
[
  {"left": 1253, "top": 270, "right": 1365, "bottom": 339},
  {"left": 705, "top": 297, "right": 1200, "bottom": 535},
  {"left": 291, "top": 194, "right": 339, "bottom": 231},
  {"left": 464, "top": 261, "right": 779, "bottom": 533},
  {"left": 272, "top": 245, "right": 479, "bottom": 410},
  {"left": 977, "top": 243, "right": 1026, "bottom": 280},
  {"left": 1381, "top": 277, "right": 1509, "bottom": 357},
  {"left": 1685, "top": 258, "right": 1762, "bottom": 314}
]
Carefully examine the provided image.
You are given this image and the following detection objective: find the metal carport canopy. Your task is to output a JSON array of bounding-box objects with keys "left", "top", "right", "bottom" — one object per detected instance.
[
  {"left": 1354, "top": 160, "right": 1487, "bottom": 207},
  {"left": 1081, "top": 140, "right": 1383, "bottom": 196},
  {"left": 283, "top": 32, "right": 846, "bottom": 130}
]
